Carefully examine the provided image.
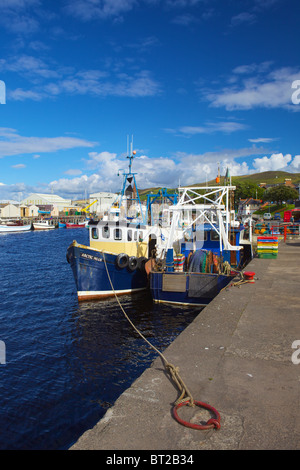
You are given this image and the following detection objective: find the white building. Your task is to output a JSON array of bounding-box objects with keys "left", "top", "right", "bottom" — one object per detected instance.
[
  {"left": 0, "top": 203, "right": 20, "bottom": 218},
  {"left": 89, "top": 192, "right": 118, "bottom": 216},
  {"left": 20, "top": 193, "right": 72, "bottom": 212}
]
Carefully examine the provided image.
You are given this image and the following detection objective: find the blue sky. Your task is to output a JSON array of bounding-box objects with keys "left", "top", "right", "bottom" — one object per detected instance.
[{"left": 0, "top": 0, "right": 300, "bottom": 200}]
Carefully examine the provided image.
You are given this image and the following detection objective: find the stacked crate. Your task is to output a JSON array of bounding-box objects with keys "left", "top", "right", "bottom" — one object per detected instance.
[{"left": 257, "top": 236, "right": 278, "bottom": 258}]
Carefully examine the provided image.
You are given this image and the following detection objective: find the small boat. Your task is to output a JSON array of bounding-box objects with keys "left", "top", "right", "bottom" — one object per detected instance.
[
  {"left": 66, "top": 222, "right": 86, "bottom": 228},
  {"left": 0, "top": 223, "right": 32, "bottom": 233},
  {"left": 58, "top": 221, "right": 66, "bottom": 228},
  {"left": 33, "top": 220, "right": 56, "bottom": 230},
  {"left": 149, "top": 184, "right": 253, "bottom": 307}
]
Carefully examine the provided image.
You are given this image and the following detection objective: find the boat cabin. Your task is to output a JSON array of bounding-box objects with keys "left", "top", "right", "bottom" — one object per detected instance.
[
  {"left": 88, "top": 220, "right": 168, "bottom": 258},
  {"left": 178, "top": 223, "right": 246, "bottom": 267}
]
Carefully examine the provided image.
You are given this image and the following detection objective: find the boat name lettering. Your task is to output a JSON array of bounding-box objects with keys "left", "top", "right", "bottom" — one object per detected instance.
[{"left": 80, "top": 253, "right": 103, "bottom": 262}]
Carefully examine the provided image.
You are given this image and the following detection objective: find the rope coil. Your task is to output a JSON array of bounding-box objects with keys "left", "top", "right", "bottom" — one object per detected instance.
[{"left": 101, "top": 250, "right": 221, "bottom": 431}]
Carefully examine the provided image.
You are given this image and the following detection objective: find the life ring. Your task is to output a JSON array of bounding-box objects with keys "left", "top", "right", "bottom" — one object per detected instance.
[
  {"left": 127, "top": 256, "right": 138, "bottom": 272},
  {"left": 115, "top": 253, "right": 129, "bottom": 269}
]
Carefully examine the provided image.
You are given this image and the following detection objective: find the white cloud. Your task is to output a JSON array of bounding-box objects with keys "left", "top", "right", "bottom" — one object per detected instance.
[
  {"left": 11, "top": 163, "right": 26, "bottom": 169},
  {"left": 248, "top": 137, "right": 278, "bottom": 143},
  {"left": 64, "top": 0, "right": 137, "bottom": 21},
  {"left": 252, "top": 153, "right": 293, "bottom": 172},
  {"left": 3, "top": 53, "right": 161, "bottom": 101},
  {"left": 290, "top": 155, "right": 300, "bottom": 170},
  {"left": 0, "top": 0, "right": 40, "bottom": 34},
  {"left": 2, "top": 145, "right": 299, "bottom": 201},
  {"left": 202, "top": 64, "right": 300, "bottom": 110},
  {"left": 175, "top": 121, "right": 248, "bottom": 135},
  {"left": 0, "top": 128, "right": 96, "bottom": 158}
]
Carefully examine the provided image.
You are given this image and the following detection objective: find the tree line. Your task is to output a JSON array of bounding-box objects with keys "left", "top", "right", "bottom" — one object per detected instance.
[{"left": 233, "top": 180, "right": 299, "bottom": 208}]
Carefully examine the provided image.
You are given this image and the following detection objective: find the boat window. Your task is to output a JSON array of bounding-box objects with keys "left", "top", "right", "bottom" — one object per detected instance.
[
  {"left": 91, "top": 227, "right": 98, "bottom": 239},
  {"left": 102, "top": 226, "right": 110, "bottom": 239},
  {"left": 210, "top": 231, "right": 220, "bottom": 241},
  {"left": 114, "top": 228, "right": 122, "bottom": 240},
  {"left": 127, "top": 229, "right": 132, "bottom": 241},
  {"left": 134, "top": 231, "right": 137, "bottom": 241}
]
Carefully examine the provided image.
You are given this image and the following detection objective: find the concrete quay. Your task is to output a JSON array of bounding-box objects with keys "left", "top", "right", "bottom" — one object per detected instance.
[{"left": 71, "top": 238, "right": 300, "bottom": 450}]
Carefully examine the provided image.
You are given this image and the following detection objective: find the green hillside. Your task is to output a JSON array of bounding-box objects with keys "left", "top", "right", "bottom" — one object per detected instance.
[
  {"left": 138, "top": 171, "right": 300, "bottom": 199},
  {"left": 230, "top": 171, "right": 300, "bottom": 185}
]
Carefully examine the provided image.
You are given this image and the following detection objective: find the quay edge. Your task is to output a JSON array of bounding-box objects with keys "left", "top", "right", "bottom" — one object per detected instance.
[{"left": 70, "top": 238, "right": 300, "bottom": 450}]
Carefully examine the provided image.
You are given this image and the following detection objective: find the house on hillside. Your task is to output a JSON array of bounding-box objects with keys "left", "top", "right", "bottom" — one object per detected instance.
[
  {"left": 283, "top": 178, "right": 296, "bottom": 188},
  {"left": 238, "top": 198, "right": 262, "bottom": 218}
]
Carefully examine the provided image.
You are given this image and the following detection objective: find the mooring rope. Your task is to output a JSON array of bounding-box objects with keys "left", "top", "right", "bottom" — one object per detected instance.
[
  {"left": 101, "top": 251, "right": 195, "bottom": 407},
  {"left": 100, "top": 251, "right": 221, "bottom": 430}
]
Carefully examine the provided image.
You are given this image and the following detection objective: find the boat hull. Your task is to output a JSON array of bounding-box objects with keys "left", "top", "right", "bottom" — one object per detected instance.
[
  {"left": 150, "top": 271, "right": 234, "bottom": 306},
  {"left": 66, "top": 223, "right": 85, "bottom": 228},
  {"left": 33, "top": 223, "right": 55, "bottom": 230},
  {"left": 0, "top": 224, "right": 32, "bottom": 233},
  {"left": 66, "top": 242, "right": 148, "bottom": 301}
]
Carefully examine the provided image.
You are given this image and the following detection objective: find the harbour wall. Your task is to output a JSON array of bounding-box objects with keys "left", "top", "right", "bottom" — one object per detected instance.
[{"left": 70, "top": 238, "right": 300, "bottom": 450}]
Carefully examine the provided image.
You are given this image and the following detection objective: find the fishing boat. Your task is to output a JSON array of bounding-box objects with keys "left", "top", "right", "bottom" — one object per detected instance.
[
  {"left": 149, "top": 185, "right": 253, "bottom": 307},
  {"left": 58, "top": 221, "right": 66, "bottom": 228},
  {"left": 66, "top": 222, "right": 86, "bottom": 228},
  {"left": 33, "top": 220, "right": 56, "bottom": 230},
  {"left": 66, "top": 140, "right": 178, "bottom": 301},
  {"left": 0, "top": 222, "right": 32, "bottom": 232}
]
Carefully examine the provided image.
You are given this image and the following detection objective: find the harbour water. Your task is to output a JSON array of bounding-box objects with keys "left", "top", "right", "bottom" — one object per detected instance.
[{"left": 0, "top": 228, "right": 200, "bottom": 450}]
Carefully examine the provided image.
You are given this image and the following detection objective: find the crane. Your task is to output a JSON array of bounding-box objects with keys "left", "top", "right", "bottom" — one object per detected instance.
[{"left": 82, "top": 199, "right": 97, "bottom": 213}]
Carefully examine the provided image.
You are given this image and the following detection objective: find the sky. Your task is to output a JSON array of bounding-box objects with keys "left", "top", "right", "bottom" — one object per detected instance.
[{"left": 0, "top": 0, "right": 300, "bottom": 201}]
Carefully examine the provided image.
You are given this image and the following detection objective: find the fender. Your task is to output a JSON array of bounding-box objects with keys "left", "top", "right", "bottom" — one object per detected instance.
[{"left": 115, "top": 253, "right": 129, "bottom": 269}]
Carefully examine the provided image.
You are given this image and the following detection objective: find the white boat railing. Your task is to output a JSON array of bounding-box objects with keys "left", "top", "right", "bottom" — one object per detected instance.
[{"left": 165, "top": 185, "right": 241, "bottom": 253}]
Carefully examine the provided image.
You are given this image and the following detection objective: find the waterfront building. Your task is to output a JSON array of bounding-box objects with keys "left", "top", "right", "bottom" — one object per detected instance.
[
  {"left": 88, "top": 192, "right": 118, "bottom": 216},
  {"left": 20, "top": 193, "right": 73, "bottom": 213},
  {"left": 0, "top": 203, "right": 20, "bottom": 218}
]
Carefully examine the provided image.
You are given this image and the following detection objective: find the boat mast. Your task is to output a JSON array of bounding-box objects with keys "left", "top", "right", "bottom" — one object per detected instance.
[{"left": 118, "top": 135, "right": 146, "bottom": 224}]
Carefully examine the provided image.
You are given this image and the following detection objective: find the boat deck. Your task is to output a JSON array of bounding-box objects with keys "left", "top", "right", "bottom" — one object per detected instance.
[{"left": 71, "top": 238, "right": 300, "bottom": 450}]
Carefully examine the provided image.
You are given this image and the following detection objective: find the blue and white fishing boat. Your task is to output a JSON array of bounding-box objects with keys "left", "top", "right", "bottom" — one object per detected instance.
[
  {"left": 66, "top": 140, "right": 178, "bottom": 301},
  {"left": 150, "top": 185, "right": 253, "bottom": 307}
]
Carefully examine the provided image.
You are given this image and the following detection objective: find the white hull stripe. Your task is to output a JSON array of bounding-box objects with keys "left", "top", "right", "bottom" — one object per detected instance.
[
  {"left": 77, "top": 287, "right": 146, "bottom": 298},
  {"left": 153, "top": 299, "right": 207, "bottom": 307}
]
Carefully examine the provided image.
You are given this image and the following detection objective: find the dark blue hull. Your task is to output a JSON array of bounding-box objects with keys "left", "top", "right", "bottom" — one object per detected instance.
[
  {"left": 66, "top": 243, "right": 148, "bottom": 301},
  {"left": 150, "top": 271, "right": 234, "bottom": 306}
]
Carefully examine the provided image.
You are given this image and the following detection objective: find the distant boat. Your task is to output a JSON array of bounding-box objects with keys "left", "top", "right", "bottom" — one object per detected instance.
[
  {"left": 58, "top": 221, "right": 66, "bottom": 228},
  {"left": 0, "top": 223, "right": 32, "bottom": 233},
  {"left": 33, "top": 220, "right": 56, "bottom": 230},
  {"left": 66, "top": 222, "right": 86, "bottom": 229}
]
